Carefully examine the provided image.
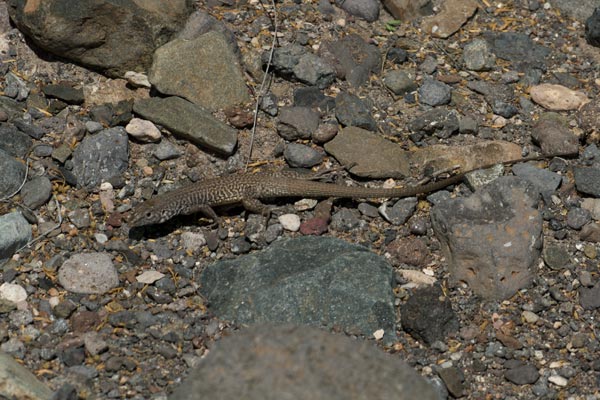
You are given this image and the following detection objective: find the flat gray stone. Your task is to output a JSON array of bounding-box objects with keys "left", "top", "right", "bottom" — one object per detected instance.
[
  {"left": 133, "top": 96, "right": 237, "bottom": 155},
  {"left": 0, "top": 96, "right": 22, "bottom": 121},
  {"left": 0, "top": 212, "right": 31, "bottom": 265},
  {"left": 170, "top": 324, "right": 439, "bottom": 400},
  {"left": 463, "top": 38, "right": 496, "bottom": 71},
  {"left": 0, "top": 352, "right": 53, "bottom": 400},
  {"left": 512, "top": 162, "right": 562, "bottom": 193},
  {"left": 505, "top": 363, "right": 540, "bottom": 385},
  {"left": 58, "top": 252, "right": 119, "bottom": 294},
  {"left": 149, "top": 31, "right": 249, "bottom": 111},
  {"left": 199, "top": 236, "right": 396, "bottom": 338},
  {"left": 418, "top": 79, "right": 452, "bottom": 106},
  {"left": 338, "top": 0, "right": 380, "bottom": 22},
  {"left": 324, "top": 127, "right": 410, "bottom": 178}
]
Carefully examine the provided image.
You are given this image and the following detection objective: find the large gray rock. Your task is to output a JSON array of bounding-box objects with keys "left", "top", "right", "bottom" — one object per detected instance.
[
  {"left": 0, "top": 352, "right": 53, "bottom": 400},
  {"left": 71, "top": 127, "right": 129, "bottom": 188},
  {"left": 0, "top": 149, "right": 26, "bottom": 198},
  {"left": 58, "top": 252, "right": 119, "bottom": 294},
  {"left": 0, "top": 212, "right": 31, "bottom": 266},
  {"left": 431, "top": 177, "right": 543, "bottom": 300},
  {"left": 0, "top": 123, "right": 32, "bottom": 158},
  {"left": 7, "top": 0, "right": 194, "bottom": 77},
  {"left": 133, "top": 96, "right": 237, "bottom": 155},
  {"left": 199, "top": 236, "right": 396, "bottom": 338},
  {"left": 149, "top": 31, "right": 249, "bottom": 111},
  {"left": 169, "top": 325, "right": 440, "bottom": 400}
]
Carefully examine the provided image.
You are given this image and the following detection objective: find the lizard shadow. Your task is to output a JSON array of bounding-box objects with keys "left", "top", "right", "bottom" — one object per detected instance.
[
  {"left": 127, "top": 197, "right": 364, "bottom": 240},
  {"left": 127, "top": 212, "right": 213, "bottom": 240}
]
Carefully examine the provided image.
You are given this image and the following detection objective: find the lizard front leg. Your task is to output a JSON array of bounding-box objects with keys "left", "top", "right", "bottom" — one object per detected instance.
[
  {"left": 242, "top": 198, "right": 272, "bottom": 223},
  {"left": 195, "top": 204, "right": 221, "bottom": 227}
]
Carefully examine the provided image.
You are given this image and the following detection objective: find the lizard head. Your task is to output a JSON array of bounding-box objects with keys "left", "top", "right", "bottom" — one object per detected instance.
[{"left": 128, "top": 198, "right": 175, "bottom": 227}]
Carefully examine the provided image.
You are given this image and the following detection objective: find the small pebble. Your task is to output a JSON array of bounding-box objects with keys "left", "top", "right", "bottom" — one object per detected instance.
[
  {"left": 124, "top": 71, "right": 151, "bottom": 88},
  {"left": 530, "top": 84, "right": 588, "bottom": 111},
  {"left": 278, "top": 214, "right": 301, "bottom": 232},
  {"left": 181, "top": 232, "right": 207, "bottom": 250},
  {"left": 142, "top": 166, "right": 153, "bottom": 176},
  {"left": 294, "top": 198, "right": 318, "bottom": 211},
  {"left": 126, "top": 118, "right": 161, "bottom": 142},
  {"left": 85, "top": 120, "right": 104, "bottom": 133},
  {"left": 566, "top": 208, "right": 591, "bottom": 230},
  {"left": 522, "top": 310, "right": 539, "bottom": 324},
  {"left": 583, "top": 244, "right": 597, "bottom": 259},
  {"left": 579, "top": 270, "right": 593, "bottom": 287},
  {"left": 0, "top": 283, "right": 28, "bottom": 303},
  {"left": 137, "top": 270, "right": 166, "bottom": 284},
  {"left": 94, "top": 233, "right": 109, "bottom": 244},
  {"left": 547, "top": 375, "right": 568, "bottom": 387}
]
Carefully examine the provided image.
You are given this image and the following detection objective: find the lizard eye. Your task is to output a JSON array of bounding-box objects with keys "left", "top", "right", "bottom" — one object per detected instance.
[{"left": 145, "top": 211, "right": 153, "bottom": 218}]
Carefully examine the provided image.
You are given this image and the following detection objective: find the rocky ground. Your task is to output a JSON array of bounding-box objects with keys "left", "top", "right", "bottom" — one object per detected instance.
[{"left": 0, "top": 0, "right": 600, "bottom": 399}]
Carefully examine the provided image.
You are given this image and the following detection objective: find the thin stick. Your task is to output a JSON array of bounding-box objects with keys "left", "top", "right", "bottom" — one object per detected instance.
[{"left": 245, "top": 0, "right": 278, "bottom": 172}]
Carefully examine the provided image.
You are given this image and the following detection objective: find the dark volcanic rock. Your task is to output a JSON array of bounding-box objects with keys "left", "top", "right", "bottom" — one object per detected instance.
[
  {"left": 0, "top": 123, "right": 32, "bottom": 158},
  {"left": 484, "top": 31, "right": 550, "bottom": 71},
  {"left": 400, "top": 284, "right": 459, "bottom": 345},
  {"left": 198, "top": 236, "right": 396, "bottom": 338},
  {"left": 7, "top": 0, "right": 194, "bottom": 77},
  {"left": 335, "top": 92, "right": 377, "bottom": 131},
  {"left": 585, "top": 7, "right": 600, "bottom": 47},
  {"left": 71, "top": 127, "right": 129, "bottom": 188}
]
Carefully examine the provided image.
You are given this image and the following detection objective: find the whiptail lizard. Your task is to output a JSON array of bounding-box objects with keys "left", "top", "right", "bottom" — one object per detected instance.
[{"left": 128, "top": 153, "right": 574, "bottom": 228}]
